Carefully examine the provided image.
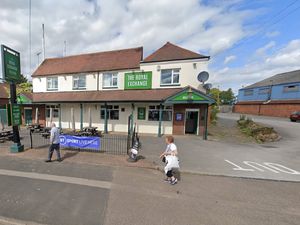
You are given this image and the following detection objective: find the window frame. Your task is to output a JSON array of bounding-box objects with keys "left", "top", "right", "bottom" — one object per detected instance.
[
  {"left": 160, "top": 69, "right": 180, "bottom": 86},
  {"left": 258, "top": 87, "right": 271, "bottom": 95},
  {"left": 73, "top": 74, "right": 86, "bottom": 90},
  {"left": 46, "top": 105, "right": 59, "bottom": 118},
  {"left": 102, "top": 73, "right": 118, "bottom": 89},
  {"left": 148, "top": 105, "right": 173, "bottom": 121},
  {"left": 283, "top": 85, "right": 299, "bottom": 93},
  {"left": 244, "top": 89, "right": 254, "bottom": 96},
  {"left": 46, "top": 77, "right": 58, "bottom": 91},
  {"left": 100, "top": 105, "right": 120, "bottom": 120}
]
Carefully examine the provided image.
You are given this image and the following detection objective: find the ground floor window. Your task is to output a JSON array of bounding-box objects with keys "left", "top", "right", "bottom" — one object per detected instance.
[
  {"left": 148, "top": 105, "right": 172, "bottom": 121},
  {"left": 46, "top": 105, "right": 59, "bottom": 118},
  {"left": 100, "top": 105, "right": 119, "bottom": 120}
]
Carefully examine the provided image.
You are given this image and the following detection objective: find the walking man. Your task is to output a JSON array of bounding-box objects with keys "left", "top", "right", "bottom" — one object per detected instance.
[{"left": 45, "top": 122, "right": 62, "bottom": 162}]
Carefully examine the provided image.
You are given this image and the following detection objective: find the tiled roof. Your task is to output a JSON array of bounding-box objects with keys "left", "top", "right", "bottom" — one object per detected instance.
[
  {"left": 32, "top": 47, "right": 143, "bottom": 76},
  {"left": 143, "top": 42, "right": 209, "bottom": 63},
  {"left": 243, "top": 69, "right": 300, "bottom": 89},
  {"left": 0, "top": 83, "right": 9, "bottom": 99},
  {"left": 32, "top": 88, "right": 183, "bottom": 103}
]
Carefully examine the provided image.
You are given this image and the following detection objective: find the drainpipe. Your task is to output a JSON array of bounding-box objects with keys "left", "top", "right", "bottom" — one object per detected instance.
[
  {"left": 203, "top": 104, "right": 208, "bottom": 140},
  {"left": 158, "top": 103, "right": 163, "bottom": 137},
  {"left": 58, "top": 104, "right": 62, "bottom": 129},
  {"left": 131, "top": 103, "right": 135, "bottom": 134},
  {"left": 104, "top": 102, "right": 108, "bottom": 134},
  {"left": 80, "top": 103, "right": 83, "bottom": 130}
]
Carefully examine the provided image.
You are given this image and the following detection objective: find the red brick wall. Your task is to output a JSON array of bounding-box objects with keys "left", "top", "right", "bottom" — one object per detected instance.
[
  {"left": 234, "top": 103, "right": 300, "bottom": 117},
  {"left": 173, "top": 104, "right": 207, "bottom": 136}
]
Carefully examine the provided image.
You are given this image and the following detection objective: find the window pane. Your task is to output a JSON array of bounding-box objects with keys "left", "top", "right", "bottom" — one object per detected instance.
[
  {"left": 148, "top": 110, "right": 159, "bottom": 121},
  {"left": 162, "top": 111, "right": 172, "bottom": 121},
  {"left": 173, "top": 73, "right": 179, "bottom": 83},
  {"left": 103, "top": 74, "right": 112, "bottom": 87},
  {"left": 78, "top": 76, "right": 86, "bottom": 88},
  {"left": 112, "top": 77, "right": 118, "bottom": 86},
  {"left": 161, "top": 70, "right": 172, "bottom": 84},
  {"left": 110, "top": 110, "right": 119, "bottom": 120},
  {"left": 100, "top": 110, "right": 105, "bottom": 119},
  {"left": 53, "top": 78, "right": 58, "bottom": 88}
]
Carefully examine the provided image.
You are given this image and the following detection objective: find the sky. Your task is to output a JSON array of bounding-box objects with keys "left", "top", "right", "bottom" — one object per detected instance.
[{"left": 0, "top": 0, "right": 300, "bottom": 93}]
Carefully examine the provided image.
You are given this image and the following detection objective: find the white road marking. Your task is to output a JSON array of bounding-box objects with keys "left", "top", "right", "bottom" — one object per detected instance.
[
  {"left": 224, "top": 160, "right": 254, "bottom": 171},
  {"left": 264, "top": 163, "right": 300, "bottom": 175},
  {"left": 0, "top": 216, "right": 46, "bottom": 225},
  {"left": 0, "top": 169, "right": 111, "bottom": 189},
  {"left": 243, "top": 161, "right": 279, "bottom": 173},
  {"left": 225, "top": 160, "right": 300, "bottom": 175}
]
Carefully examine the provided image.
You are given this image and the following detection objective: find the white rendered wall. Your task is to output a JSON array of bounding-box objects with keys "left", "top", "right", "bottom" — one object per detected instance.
[{"left": 46, "top": 103, "right": 173, "bottom": 135}]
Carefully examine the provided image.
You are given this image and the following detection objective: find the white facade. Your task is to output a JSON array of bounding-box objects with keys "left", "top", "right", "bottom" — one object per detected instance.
[{"left": 32, "top": 59, "right": 208, "bottom": 93}]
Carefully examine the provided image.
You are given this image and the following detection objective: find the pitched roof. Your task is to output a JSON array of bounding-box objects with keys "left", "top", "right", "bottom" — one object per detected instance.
[
  {"left": 32, "top": 47, "right": 143, "bottom": 77},
  {"left": 143, "top": 42, "right": 209, "bottom": 63},
  {"left": 243, "top": 69, "right": 300, "bottom": 89},
  {"left": 0, "top": 83, "right": 9, "bottom": 99},
  {"left": 32, "top": 88, "right": 183, "bottom": 103}
]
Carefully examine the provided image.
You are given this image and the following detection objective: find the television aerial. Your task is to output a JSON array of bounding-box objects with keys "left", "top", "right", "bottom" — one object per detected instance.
[{"left": 197, "top": 71, "right": 209, "bottom": 83}]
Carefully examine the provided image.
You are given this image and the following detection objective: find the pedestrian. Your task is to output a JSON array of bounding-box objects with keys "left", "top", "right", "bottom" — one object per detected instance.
[
  {"left": 45, "top": 122, "right": 62, "bottom": 162},
  {"left": 160, "top": 136, "right": 179, "bottom": 185}
]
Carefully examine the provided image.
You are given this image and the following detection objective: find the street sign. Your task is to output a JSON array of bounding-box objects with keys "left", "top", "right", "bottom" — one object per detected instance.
[
  {"left": 173, "top": 91, "right": 205, "bottom": 101},
  {"left": 125, "top": 71, "right": 152, "bottom": 89},
  {"left": 1, "top": 45, "right": 21, "bottom": 82},
  {"left": 11, "top": 104, "right": 21, "bottom": 126}
]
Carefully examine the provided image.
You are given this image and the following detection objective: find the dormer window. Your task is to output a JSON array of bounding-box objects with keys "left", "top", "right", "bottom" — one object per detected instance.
[
  {"left": 160, "top": 69, "right": 180, "bottom": 86},
  {"left": 73, "top": 75, "right": 86, "bottom": 90},
  {"left": 47, "top": 77, "right": 58, "bottom": 91},
  {"left": 103, "top": 73, "right": 118, "bottom": 88}
]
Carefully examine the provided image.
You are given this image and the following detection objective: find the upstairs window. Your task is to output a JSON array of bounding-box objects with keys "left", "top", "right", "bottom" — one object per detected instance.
[
  {"left": 103, "top": 73, "right": 118, "bottom": 88},
  {"left": 73, "top": 75, "right": 86, "bottom": 90},
  {"left": 100, "top": 105, "right": 119, "bottom": 120},
  {"left": 283, "top": 85, "right": 299, "bottom": 93},
  {"left": 148, "top": 105, "right": 173, "bottom": 121},
  {"left": 47, "top": 77, "right": 58, "bottom": 91},
  {"left": 244, "top": 89, "right": 254, "bottom": 96},
  {"left": 258, "top": 87, "right": 271, "bottom": 95},
  {"left": 160, "top": 69, "right": 180, "bottom": 86}
]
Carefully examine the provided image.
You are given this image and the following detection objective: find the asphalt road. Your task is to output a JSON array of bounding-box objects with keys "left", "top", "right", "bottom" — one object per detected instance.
[
  {"left": 141, "top": 113, "right": 300, "bottom": 182},
  {"left": 0, "top": 156, "right": 299, "bottom": 225}
]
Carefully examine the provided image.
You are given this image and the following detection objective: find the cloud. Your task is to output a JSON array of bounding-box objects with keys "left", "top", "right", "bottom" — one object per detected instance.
[
  {"left": 255, "top": 41, "right": 275, "bottom": 56},
  {"left": 224, "top": 55, "right": 236, "bottom": 64},
  {"left": 265, "top": 31, "right": 280, "bottom": 38},
  {"left": 210, "top": 39, "right": 300, "bottom": 93},
  {"left": 0, "top": 0, "right": 257, "bottom": 79}
]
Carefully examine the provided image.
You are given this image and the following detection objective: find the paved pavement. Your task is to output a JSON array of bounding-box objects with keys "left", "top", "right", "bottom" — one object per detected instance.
[
  {"left": 141, "top": 113, "right": 300, "bottom": 182},
  {"left": 0, "top": 156, "right": 299, "bottom": 225}
]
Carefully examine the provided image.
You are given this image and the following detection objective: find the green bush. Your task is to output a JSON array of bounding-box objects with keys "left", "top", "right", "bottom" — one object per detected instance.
[{"left": 210, "top": 105, "right": 219, "bottom": 125}]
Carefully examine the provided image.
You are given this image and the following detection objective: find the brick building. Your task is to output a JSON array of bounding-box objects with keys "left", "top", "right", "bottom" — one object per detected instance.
[{"left": 234, "top": 70, "right": 300, "bottom": 117}]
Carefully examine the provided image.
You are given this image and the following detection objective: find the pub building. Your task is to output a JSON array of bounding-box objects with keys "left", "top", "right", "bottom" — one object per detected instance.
[{"left": 31, "top": 42, "right": 215, "bottom": 138}]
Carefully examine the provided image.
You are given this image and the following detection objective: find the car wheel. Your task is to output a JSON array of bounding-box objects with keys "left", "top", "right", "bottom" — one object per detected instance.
[{"left": 290, "top": 119, "right": 296, "bottom": 122}]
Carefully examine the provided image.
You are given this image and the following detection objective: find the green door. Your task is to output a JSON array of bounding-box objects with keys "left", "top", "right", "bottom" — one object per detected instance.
[{"left": 24, "top": 109, "right": 32, "bottom": 125}]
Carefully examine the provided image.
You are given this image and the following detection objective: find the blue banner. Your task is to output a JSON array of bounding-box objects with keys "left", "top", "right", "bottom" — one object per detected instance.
[{"left": 60, "top": 135, "right": 101, "bottom": 150}]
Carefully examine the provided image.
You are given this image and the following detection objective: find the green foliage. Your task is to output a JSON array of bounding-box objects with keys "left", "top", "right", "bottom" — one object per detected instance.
[
  {"left": 16, "top": 74, "right": 28, "bottom": 84},
  {"left": 210, "top": 105, "right": 219, "bottom": 125},
  {"left": 17, "top": 82, "right": 32, "bottom": 95},
  {"left": 208, "top": 87, "right": 236, "bottom": 105}
]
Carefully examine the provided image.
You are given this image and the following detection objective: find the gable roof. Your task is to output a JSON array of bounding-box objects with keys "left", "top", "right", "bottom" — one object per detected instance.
[
  {"left": 32, "top": 47, "right": 143, "bottom": 77},
  {"left": 243, "top": 69, "right": 300, "bottom": 89},
  {"left": 143, "top": 42, "right": 209, "bottom": 63},
  {"left": 0, "top": 83, "right": 9, "bottom": 99}
]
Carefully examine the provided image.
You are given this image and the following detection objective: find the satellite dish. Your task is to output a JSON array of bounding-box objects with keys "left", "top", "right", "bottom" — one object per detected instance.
[
  {"left": 197, "top": 71, "right": 209, "bottom": 83},
  {"left": 203, "top": 83, "right": 212, "bottom": 90}
]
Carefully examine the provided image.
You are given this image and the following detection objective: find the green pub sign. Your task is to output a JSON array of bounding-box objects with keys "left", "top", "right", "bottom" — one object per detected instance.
[
  {"left": 125, "top": 71, "right": 152, "bottom": 89},
  {"left": 1, "top": 45, "right": 21, "bottom": 82},
  {"left": 11, "top": 104, "right": 21, "bottom": 126}
]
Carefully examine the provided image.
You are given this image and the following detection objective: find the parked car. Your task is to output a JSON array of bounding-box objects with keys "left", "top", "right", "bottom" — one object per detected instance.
[{"left": 290, "top": 111, "right": 300, "bottom": 122}]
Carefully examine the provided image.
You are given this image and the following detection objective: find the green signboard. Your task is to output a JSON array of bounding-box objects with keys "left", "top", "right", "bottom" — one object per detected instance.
[
  {"left": 11, "top": 104, "right": 21, "bottom": 126},
  {"left": 137, "top": 107, "right": 146, "bottom": 120},
  {"left": 1, "top": 45, "right": 21, "bottom": 82},
  {"left": 173, "top": 92, "right": 205, "bottom": 101},
  {"left": 125, "top": 71, "right": 152, "bottom": 90}
]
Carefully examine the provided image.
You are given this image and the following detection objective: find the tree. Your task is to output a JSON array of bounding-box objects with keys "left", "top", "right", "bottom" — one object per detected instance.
[
  {"left": 220, "top": 88, "right": 235, "bottom": 105},
  {"left": 17, "top": 82, "right": 32, "bottom": 95},
  {"left": 16, "top": 74, "right": 28, "bottom": 84}
]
